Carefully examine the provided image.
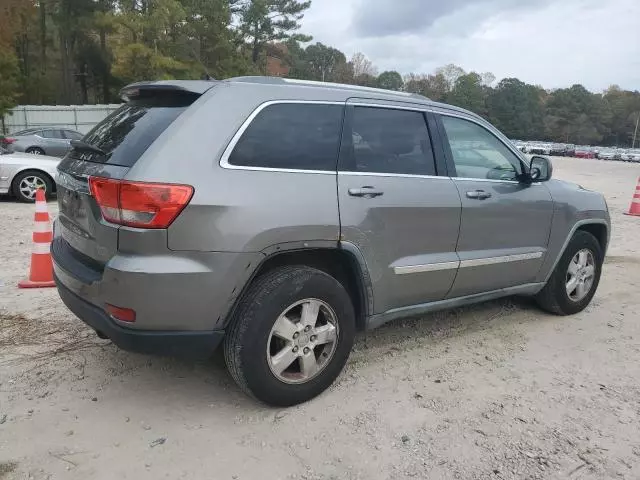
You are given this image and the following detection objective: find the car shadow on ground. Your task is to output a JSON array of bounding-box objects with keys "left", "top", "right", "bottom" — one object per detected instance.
[{"left": 21, "top": 295, "right": 556, "bottom": 412}]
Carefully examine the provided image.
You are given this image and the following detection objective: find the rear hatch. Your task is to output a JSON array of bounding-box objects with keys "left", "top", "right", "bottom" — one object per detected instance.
[{"left": 55, "top": 82, "right": 213, "bottom": 274}]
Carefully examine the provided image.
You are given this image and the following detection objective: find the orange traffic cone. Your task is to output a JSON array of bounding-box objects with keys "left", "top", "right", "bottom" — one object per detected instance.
[
  {"left": 624, "top": 178, "right": 640, "bottom": 217},
  {"left": 18, "top": 189, "right": 56, "bottom": 288}
]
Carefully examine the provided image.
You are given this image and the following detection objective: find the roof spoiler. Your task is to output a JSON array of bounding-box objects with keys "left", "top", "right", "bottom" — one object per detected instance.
[{"left": 119, "top": 80, "right": 219, "bottom": 102}]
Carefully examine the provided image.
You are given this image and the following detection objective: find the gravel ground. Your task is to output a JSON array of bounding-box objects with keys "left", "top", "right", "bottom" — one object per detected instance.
[{"left": 1, "top": 157, "right": 639, "bottom": 480}]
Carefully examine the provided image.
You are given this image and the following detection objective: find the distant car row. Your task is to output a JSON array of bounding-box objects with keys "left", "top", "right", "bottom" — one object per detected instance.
[
  {"left": 511, "top": 141, "right": 640, "bottom": 162},
  {"left": 0, "top": 127, "right": 84, "bottom": 157}
]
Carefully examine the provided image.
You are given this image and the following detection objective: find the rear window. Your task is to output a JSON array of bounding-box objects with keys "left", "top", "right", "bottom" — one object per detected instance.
[
  {"left": 76, "top": 94, "right": 196, "bottom": 167},
  {"left": 228, "top": 103, "right": 344, "bottom": 171}
]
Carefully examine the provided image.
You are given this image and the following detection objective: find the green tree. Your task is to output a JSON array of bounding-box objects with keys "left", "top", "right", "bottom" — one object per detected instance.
[
  {"left": 232, "top": 0, "right": 311, "bottom": 66},
  {"left": 304, "top": 42, "right": 346, "bottom": 82},
  {"left": 112, "top": 43, "right": 196, "bottom": 84},
  {"left": 545, "top": 84, "right": 608, "bottom": 144},
  {"left": 486, "top": 78, "right": 545, "bottom": 139},
  {"left": 404, "top": 72, "right": 448, "bottom": 101},
  {"left": 0, "top": 50, "right": 21, "bottom": 131},
  {"left": 376, "top": 70, "right": 403, "bottom": 91},
  {"left": 447, "top": 72, "right": 486, "bottom": 115}
]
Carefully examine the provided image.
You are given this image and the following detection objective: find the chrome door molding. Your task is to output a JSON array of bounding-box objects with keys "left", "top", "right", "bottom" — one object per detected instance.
[
  {"left": 393, "top": 261, "right": 459, "bottom": 275},
  {"left": 392, "top": 251, "right": 544, "bottom": 275}
]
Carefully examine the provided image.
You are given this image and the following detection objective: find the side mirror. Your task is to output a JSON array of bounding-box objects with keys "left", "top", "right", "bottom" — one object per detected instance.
[{"left": 529, "top": 156, "right": 552, "bottom": 182}]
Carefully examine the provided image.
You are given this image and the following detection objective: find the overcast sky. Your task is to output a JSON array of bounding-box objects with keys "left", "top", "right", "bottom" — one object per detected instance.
[{"left": 302, "top": 0, "right": 640, "bottom": 92}]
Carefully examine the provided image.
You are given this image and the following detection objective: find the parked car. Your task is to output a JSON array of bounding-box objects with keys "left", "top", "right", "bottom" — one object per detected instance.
[
  {"left": 574, "top": 147, "right": 596, "bottom": 159},
  {"left": 529, "top": 143, "right": 553, "bottom": 155},
  {"left": 2, "top": 127, "right": 84, "bottom": 157},
  {"left": 549, "top": 143, "right": 567, "bottom": 156},
  {"left": 51, "top": 77, "right": 610, "bottom": 406},
  {"left": 0, "top": 151, "right": 60, "bottom": 202},
  {"left": 622, "top": 149, "right": 640, "bottom": 162},
  {"left": 563, "top": 144, "right": 576, "bottom": 156},
  {"left": 597, "top": 148, "right": 617, "bottom": 160}
]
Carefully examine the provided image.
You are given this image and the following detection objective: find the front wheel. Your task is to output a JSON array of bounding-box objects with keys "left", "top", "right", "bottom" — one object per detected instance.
[
  {"left": 536, "top": 230, "right": 603, "bottom": 315},
  {"left": 224, "top": 266, "right": 356, "bottom": 406}
]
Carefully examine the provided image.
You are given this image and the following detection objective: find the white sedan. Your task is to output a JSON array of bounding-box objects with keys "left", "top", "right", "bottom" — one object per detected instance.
[{"left": 0, "top": 151, "right": 60, "bottom": 202}]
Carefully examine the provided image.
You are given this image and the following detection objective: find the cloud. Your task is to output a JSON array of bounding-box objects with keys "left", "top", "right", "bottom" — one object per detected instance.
[
  {"left": 302, "top": 0, "right": 640, "bottom": 91},
  {"left": 351, "top": 0, "right": 552, "bottom": 38}
]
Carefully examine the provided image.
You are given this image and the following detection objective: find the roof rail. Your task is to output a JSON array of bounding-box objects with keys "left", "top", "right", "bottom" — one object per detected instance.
[{"left": 227, "top": 76, "right": 429, "bottom": 101}]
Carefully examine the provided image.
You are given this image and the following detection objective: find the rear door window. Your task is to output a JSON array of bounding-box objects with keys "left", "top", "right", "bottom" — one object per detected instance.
[
  {"left": 227, "top": 103, "right": 344, "bottom": 171},
  {"left": 77, "top": 94, "right": 195, "bottom": 167},
  {"left": 41, "top": 129, "right": 65, "bottom": 139},
  {"left": 339, "top": 106, "right": 437, "bottom": 176}
]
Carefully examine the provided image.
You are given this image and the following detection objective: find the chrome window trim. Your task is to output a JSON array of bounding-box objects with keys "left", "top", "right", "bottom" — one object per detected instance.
[
  {"left": 219, "top": 100, "right": 345, "bottom": 173},
  {"left": 338, "top": 171, "right": 445, "bottom": 180},
  {"left": 348, "top": 102, "right": 429, "bottom": 112},
  {"left": 438, "top": 110, "right": 530, "bottom": 179},
  {"left": 393, "top": 251, "right": 544, "bottom": 275}
]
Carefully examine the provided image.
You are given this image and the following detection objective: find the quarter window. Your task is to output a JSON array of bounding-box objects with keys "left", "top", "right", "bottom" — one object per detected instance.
[
  {"left": 441, "top": 116, "right": 522, "bottom": 181},
  {"left": 341, "top": 107, "right": 436, "bottom": 176},
  {"left": 228, "top": 103, "right": 344, "bottom": 171}
]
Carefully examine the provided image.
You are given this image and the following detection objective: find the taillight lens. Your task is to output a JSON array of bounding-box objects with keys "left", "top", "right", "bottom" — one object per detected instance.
[
  {"left": 1, "top": 137, "right": 15, "bottom": 145},
  {"left": 89, "top": 177, "right": 193, "bottom": 229}
]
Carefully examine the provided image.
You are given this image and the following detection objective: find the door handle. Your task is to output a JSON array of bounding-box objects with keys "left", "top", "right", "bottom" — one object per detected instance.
[
  {"left": 348, "top": 186, "right": 384, "bottom": 198},
  {"left": 466, "top": 190, "right": 492, "bottom": 200}
]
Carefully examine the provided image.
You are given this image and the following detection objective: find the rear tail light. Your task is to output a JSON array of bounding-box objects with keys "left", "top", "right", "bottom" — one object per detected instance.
[
  {"left": 1, "top": 137, "right": 15, "bottom": 145},
  {"left": 89, "top": 177, "right": 193, "bottom": 229}
]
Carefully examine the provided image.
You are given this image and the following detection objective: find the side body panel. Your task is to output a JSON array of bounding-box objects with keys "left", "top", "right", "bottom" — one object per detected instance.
[
  {"left": 336, "top": 101, "right": 462, "bottom": 313},
  {"left": 447, "top": 179, "right": 554, "bottom": 297}
]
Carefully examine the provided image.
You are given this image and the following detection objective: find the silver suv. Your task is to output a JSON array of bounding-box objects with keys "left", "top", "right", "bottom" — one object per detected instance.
[{"left": 52, "top": 78, "right": 610, "bottom": 406}]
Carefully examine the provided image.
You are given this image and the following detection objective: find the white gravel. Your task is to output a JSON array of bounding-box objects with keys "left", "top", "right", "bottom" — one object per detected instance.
[{"left": 1, "top": 157, "right": 639, "bottom": 480}]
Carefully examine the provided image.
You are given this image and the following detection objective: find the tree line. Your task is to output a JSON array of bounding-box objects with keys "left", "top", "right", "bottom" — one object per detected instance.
[{"left": 1, "top": 0, "right": 639, "bottom": 146}]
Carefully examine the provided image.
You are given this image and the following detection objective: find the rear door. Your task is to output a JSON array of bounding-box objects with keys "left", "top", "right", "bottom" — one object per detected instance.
[
  {"left": 40, "top": 129, "right": 70, "bottom": 156},
  {"left": 337, "top": 101, "right": 461, "bottom": 314},
  {"left": 55, "top": 87, "right": 204, "bottom": 271},
  {"left": 436, "top": 112, "right": 554, "bottom": 298}
]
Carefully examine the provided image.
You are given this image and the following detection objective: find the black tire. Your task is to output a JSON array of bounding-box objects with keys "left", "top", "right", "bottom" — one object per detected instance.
[
  {"left": 25, "top": 147, "right": 45, "bottom": 155},
  {"left": 12, "top": 170, "right": 54, "bottom": 203},
  {"left": 535, "top": 230, "right": 603, "bottom": 315},
  {"left": 224, "top": 265, "right": 356, "bottom": 406}
]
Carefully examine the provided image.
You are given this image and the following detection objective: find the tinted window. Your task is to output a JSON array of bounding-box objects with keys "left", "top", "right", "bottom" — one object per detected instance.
[
  {"left": 228, "top": 103, "right": 343, "bottom": 171},
  {"left": 78, "top": 95, "right": 193, "bottom": 167},
  {"left": 441, "top": 116, "right": 522, "bottom": 181},
  {"left": 64, "top": 130, "right": 84, "bottom": 140},
  {"left": 40, "top": 129, "right": 64, "bottom": 139},
  {"left": 341, "top": 107, "right": 436, "bottom": 176}
]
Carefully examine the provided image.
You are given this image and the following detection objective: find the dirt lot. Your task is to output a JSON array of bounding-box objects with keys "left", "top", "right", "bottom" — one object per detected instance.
[{"left": 1, "top": 157, "right": 639, "bottom": 480}]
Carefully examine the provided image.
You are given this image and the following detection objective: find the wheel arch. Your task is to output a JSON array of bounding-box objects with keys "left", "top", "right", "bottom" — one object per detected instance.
[
  {"left": 225, "top": 245, "right": 372, "bottom": 331},
  {"left": 11, "top": 168, "right": 57, "bottom": 194},
  {"left": 542, "top": 219, "right": 609, "bottom": 283}
]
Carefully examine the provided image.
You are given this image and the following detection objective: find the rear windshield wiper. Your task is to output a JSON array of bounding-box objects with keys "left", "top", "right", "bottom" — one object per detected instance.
[{"left": 71, "top": 139, "right": 106, "bottom": 156}]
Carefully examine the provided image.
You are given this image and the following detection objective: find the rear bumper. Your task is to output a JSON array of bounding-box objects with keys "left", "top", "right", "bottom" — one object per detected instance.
[{"left": 55, "top": 274, "right": 224, "bottom": 358}]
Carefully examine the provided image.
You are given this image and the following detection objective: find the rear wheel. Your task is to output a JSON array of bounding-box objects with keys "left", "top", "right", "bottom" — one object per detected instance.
[
  {"left": 25, "top": 147, "right": 45, "bottom": 155},
  {"left": 536, "top": 230, "right": 603, "bottom": 315},
  {"left": 224, "top": 266, "right": 355, "bottom": 406},
  {"left": 12, "top": 170, "right": 53, "bottom": 203}
]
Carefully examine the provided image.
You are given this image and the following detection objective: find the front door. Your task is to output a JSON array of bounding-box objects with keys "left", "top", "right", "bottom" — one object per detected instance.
[
  {"left": 338, "top": 103, "right": 461, "bottom": 314},
  {"left": 437, "top": 113, "right": 554, "bottom": 298}
]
